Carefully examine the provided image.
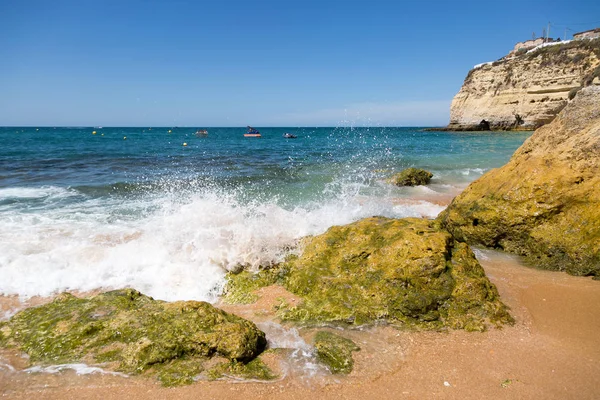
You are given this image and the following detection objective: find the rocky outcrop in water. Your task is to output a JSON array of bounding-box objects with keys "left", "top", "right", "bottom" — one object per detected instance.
[
  {"left": 446, "top": 38, "right": 600, "bottom": 131},
  {"left": 438, "top": 86, "right": 600, "bottom": 277},
  {"left": 0, "top": 289, "right": 270, "bottom": 386},
  {"left": 388, "top": 168, "right": 433, "bottom": 186},
  {"left": 226, "top": 217, "right": 513, "bottom": 331}
]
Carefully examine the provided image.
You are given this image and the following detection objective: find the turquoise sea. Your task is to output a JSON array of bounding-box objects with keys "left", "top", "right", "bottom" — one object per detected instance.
[{"left": 0, "top": 126, "right": 531, "bottom": 303}]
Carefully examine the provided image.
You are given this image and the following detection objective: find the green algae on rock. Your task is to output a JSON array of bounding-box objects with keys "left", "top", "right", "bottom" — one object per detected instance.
[
  {"left": 226, "top": 217, "right": 513, "bottom": 331},
  {"left": 0, "top": 289, "right": 269, "bottom": 386},
  {"left": 223, "top": 269, "right": 282, "bottom": 304},
  {"left": 388, "top": 168, "right": 433, "bottom": 186},
  {"left": 438, "top": 86, "right": 600, "bottom": 278},
  {"left": 313, "top": 331, "right": 360, "bottom": 374},
  {"left": 205, "top": 357, "right": 277, "bottom": 381}
]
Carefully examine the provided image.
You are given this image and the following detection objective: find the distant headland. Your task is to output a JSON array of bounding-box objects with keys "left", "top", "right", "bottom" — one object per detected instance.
[{"left": 440, "top": 29, "right": 600, "bottom": 131}]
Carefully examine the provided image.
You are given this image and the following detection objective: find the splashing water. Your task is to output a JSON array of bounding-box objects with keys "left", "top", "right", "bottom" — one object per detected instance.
[{"left": 0, "top": 126, "right": 531, "bottom": 301}]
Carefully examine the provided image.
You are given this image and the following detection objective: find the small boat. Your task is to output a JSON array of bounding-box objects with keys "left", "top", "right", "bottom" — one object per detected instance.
[
  {"left": 283, "top": 133, "right": 297, "bottom": 139},
  {"left": 244, "top": 126, "right": 261, "bottom": 137},
  {"left": 195, "top": 129, "right": 208, "bottom": 136}
]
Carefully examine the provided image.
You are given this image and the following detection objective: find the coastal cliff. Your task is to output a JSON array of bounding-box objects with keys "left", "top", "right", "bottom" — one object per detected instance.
[
  {"left": 446, "top": 38, "right": 600, "bottom": 131},
  {"left": 439, "top": 86, "right": 600, "bottom": 277}
]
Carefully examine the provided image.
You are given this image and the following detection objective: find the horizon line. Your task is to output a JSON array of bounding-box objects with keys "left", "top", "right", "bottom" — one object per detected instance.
[{"left": 1, "top": 125, "right": 446, "bottom": 129}]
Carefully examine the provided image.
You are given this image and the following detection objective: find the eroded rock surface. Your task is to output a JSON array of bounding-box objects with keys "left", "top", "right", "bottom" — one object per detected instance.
[
  {"left": 447, "top": 39, "right": 600, "bottom": 131},
  {"left": 226, "top": 217, "right": 513, "bottom": 331},
  {"left": 0, "top": 289, "right": 269, "bottom": 385},
  {"left": 439, "top": 86, "right": 600, "bottom": 277}
]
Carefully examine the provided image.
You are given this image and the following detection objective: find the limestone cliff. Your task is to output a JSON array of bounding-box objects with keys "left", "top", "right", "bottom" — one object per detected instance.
[
  {"left": 438, "top": 86, "right": 600, "bottom": 277},
  {"left": 447, "top": 38, "right": 600, "bottom": 131}
]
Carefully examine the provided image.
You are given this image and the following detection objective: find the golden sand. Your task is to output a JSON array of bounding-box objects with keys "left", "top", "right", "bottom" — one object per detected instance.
[{"left": 1, "top": 249, "right": 599, "bottom": 399}]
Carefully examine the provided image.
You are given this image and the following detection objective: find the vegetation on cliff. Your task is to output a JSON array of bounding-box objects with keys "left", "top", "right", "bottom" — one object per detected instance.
[
  {"left": 0, "top": 289, "right": 270, "bottom": 386},
  {"left": 225, "top": 217, "right": 513, "bottom": 331},
  {"left": 439, "top": 86, "right": 600, "bottom": 278}
]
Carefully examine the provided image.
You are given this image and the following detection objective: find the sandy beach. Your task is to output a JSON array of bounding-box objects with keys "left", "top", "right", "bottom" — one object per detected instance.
[
  {"left": 3, "top": 1, "right": 599, "bottom": 398},
  {"left": 1, "top": 249, "right": 599, "bottom": 400}
]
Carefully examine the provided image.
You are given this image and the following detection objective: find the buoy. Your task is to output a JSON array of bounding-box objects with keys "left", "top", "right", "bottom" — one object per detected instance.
[
  {"left": 183, "top": 142, "right": 187, "bottom": 146},
  {"left": 124, "top": 136, "right": 127, "bottom": 140},
  {"left": 92, "top": 131, "right": 97, "bottom": 135},
  {"left": 101, "top": 134, "right": 104, "bottom": 136},
  {"left": 168, "top": 130, "right": 172, "bottom": 133}
]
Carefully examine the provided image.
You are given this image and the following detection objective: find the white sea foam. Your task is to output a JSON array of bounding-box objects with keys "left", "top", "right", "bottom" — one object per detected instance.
[
  {"left": 0, "top": 181, "right": 445, "bottom": 302},
  {"left": 2, "top": 308, "right": 20, "bottom": 321},
  {"left": 0, "top": 363, "right": 16, "bottom": 372},
  {"left": 393, "top": 201, "right": 445, "bottom": 218},
  {"left": 257, "top": 322, "right": 327, "bottom": 380},
  {"left": 460, "top": 167, "right": 485, "bottom": 176},
  {"left": 413, "top": 185, "right": 439, "bottom": 194},
  {"left": 25, "top": 363, "right": 128, "bottom": 377},
  {"left": 0, "top": 186, "right": 76, "bottom": 200}
]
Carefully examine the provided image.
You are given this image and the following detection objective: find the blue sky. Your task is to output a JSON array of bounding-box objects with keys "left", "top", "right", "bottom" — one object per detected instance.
[{"left": 1, "top": 0, "right": 599, "bottom": 127}]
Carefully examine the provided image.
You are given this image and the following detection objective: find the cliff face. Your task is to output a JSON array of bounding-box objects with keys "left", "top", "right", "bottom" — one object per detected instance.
[
  {"left": 447, "top": 38, "right": 600, "bottom": 131},
  {"left": 438, "top": 86, "right": 600, "bottom": 277}
]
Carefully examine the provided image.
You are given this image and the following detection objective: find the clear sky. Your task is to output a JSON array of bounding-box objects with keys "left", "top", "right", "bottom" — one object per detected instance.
[{"left": 1, "top": 0, "right": 599, "bottom": 127}]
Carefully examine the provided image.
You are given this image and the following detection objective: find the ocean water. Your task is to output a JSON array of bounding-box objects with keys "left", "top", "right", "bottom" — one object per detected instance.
[{"left": 0, "top": 126, "right": 531, "bottom": 303}]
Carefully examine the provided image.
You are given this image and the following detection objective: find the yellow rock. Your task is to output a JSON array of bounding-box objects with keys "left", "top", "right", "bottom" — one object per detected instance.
[
  {"left": 226, "top": 217, "right": 513, "bottom": 331},
  {"left": 439, "top": 86, "right": 600, "bottom": 277}
]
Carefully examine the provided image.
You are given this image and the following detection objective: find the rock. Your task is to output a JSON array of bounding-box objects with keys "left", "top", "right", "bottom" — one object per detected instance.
[
  {"left": 389, "top": 168, "right": 433, "bottom": 186},
  {"left": 227, "top": 217, "right": 513, "bottom": 331},
  {"left": 0, "top": 289, "right": 268, "bottom": 386},
  {"left": 438, "top": 86, "right": 600, "bottom": 277},
  {"left": 446, "top": 38, "right": 600, "bottom": 131},
  {"left": 313, "top": 331, "right": 359, "bottom": 374}
]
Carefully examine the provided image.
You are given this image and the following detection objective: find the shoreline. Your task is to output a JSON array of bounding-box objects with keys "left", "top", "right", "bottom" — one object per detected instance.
[{"left": 2, "top": 249, "right": 599, "bottom": 399}]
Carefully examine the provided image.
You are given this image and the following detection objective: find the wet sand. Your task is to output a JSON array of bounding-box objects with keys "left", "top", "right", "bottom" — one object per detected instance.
[{"left": 1, "top": 249, "right": 600, "bottom": 399}]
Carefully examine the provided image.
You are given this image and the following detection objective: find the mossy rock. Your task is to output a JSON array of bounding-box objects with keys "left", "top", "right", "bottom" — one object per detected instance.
[
  {"left": 388, "top": 168, "right": 433, "bottom": 186},
  {"left": 223, "top": 269, "right": 283, "bottom": 304},
  {"left": 0, "top": 289, "right": 269, "bottom": 386},
  {"left": 205, "top": 357, "right": 277, "bottom": 381},
  {"left": 438, "top": 86, "right": 600, "bottom": 277},
  {"left": 226, "top": 217, "right": 513, "bottom": 331},
  {"left": 313, "top": 331, "right": 360, "bottom": 374}
]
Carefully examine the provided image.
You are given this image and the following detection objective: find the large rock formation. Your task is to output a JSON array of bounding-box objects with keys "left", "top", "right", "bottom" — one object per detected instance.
[
  {"left": 226, "top": 217, "right": 513, "bottom": 331},
  {"left": 446, "top": 38, "right": 600, "bottom": 130},
  {"left": 438, "top": 86, "right": 600, "bottom": 277},
  {"left": 0, "top": 289, "right": 269, "bottom": 386}
]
